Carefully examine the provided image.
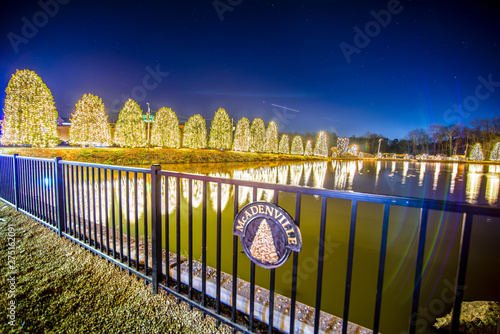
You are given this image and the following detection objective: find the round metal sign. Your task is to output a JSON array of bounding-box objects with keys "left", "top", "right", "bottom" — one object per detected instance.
[{"left": 233, "top": 201, "right": 302, "bottom": 269}]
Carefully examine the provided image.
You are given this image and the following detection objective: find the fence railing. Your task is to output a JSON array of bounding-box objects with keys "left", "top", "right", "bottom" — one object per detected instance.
[{"left": 0, "top": 153, "right": 499, "bottom": 334}]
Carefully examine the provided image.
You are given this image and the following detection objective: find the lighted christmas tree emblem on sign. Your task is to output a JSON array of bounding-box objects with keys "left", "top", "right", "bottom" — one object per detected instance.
[{"left": 234, "top": 202, "right": 302, "bottom": 269}]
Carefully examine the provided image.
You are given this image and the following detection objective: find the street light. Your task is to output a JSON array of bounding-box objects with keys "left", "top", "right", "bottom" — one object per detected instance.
[{"left": 378, "top": 138, "right": 382, "bottom": 156}]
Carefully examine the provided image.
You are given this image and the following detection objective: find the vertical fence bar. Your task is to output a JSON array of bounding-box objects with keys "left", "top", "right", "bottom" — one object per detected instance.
[
  {"left": 110, "top": 169, "right": 116, "bottom": 259},
  {"left": 342, "top": 200, "right": 358, "bottom": 334},
  {"left": 71, "top": 165, "right": 77, "bottom": 237},
  {"left": 249, "top": 186, "right": 258, "bottom": 332},
  {"left": 76, "top": 165, "right": 82, "bottom": 239},
  {"left": 105, "top": 169, "right": 110, "bottom": 255},
  {"left": 85, "top": 166, "right": 91, "bottom": 243},
  {"left": 216, "top": 181, "right": 222, "bottom": 324},
  {"left": 373, "top": 204, "right": 390, "bottom": 333},
  {"left": 188, "top": 178, "right": 193, "bottom": 304},
  {"left": 151, "top": 165, "right": 162, "bottom": 294},
  {"left": 314, "top": 196, "right": 328, "bottom": 334},
  {"left": 134, "top": 172, "right": 139, "bottom": 270},
  {"left": 231, "top": 184, "right": 239, "bottom": 330},
  {"left": 12, "top": 154, "right": 19, "bottom": 210},
  {"left": 126, "top": 171, "right": 131, "bottom": 266},
  {"left": 289, "top": 192, "right": 301, "bottom": 333},
  {"left": 118, "top": 170, "right": 124, "bottom": 262},
  {"left": 176, "top": 176, "right": 181, "bottom": 295},
  {"left": 80, "top": 166, "right": 86, "bottom": 241},
  {"left": 451, "top": 213, "right": 473, "bottom": 333},
  {"left": 201, "top": 178, "right": 207, "bottom": 311},
  {"left": 269, "top": 190, "right": 279, "bottom": 333},
  {"left": 92, "top": 167, "right": 97, "bottom": 248},
  {"left": 54, "top": 157, "right": 64, "bottom": 237},
  {"left": 98, "top": 168, "right": 103, "bottom": 251},
  {"left": 409, "top": 207, "right": 429, "bottom": 334},
  {"left": 143, "top": 172, "right": 148, "bottom": 279},
  {"left": 164, "top": 175, "right": 171, "bottom": 289}
]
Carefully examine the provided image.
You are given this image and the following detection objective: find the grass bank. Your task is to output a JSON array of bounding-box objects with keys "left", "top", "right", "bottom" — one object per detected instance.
[
  {"left": 0, "top": 204, "right": 230, "bottom": 334},
  {"left": 0, "top": 147, "right": 327, "bottom": 166}
]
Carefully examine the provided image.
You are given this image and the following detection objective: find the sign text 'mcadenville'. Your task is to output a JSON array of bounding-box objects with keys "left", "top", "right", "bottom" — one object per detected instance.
[{"left": 235, "top": 203, "right": 297, "bottom": 245}]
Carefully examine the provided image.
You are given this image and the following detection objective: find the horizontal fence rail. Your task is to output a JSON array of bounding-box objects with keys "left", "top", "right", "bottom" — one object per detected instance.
[{"left": 0, "top": 153, "right": 499, "bottom": 334}]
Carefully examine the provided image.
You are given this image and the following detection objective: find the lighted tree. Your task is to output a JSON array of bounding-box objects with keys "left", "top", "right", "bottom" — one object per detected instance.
[
  {"left": 304, "top": 140, "right": 313, "bottom": 156},
  {"left": 113, "top": 99, "right": 146, "bottom": 148},
  {"left": 208, "top": 108, "right": 232, "bottom": 150},
  {"left": 264, "top": 121, "right": 278, "bottom": 153},
  {"left": 314, "top": 131, "right": 328, "bottom": 157},
  {"left": 233, "top": 117, "right": 250, "bottom": 152},
  {"left": 291, "top": 136, "right": 304, "bottom": 155},
  {"left": 69, "top": 94, "right": 112, "bottom": 147},
  {"left": 250, "top": 219, "right": 278, "bottom": 264},
  {"left": 250, "top": 118, "right": 265, "bottom": 152},
  {"left": 490, "top": 142, "right": 500, "bottom": 161},
  {"left": 337, "top": 137, "right": 349, "bottom": 155},
  {"left": 151, "top": 107, "right": 181, "bottom": 148},
  {"left": 470, "top": 143, "right": 484, "bottom": 161},
  {"left": 182, "top": 114, "right": 207, "bottom": 149},
  {"left": 0, "top": 69, "right": 59, "bottom": 147},
  {"left": 278, "top": 134, "right": 290, "bottom": 154}
]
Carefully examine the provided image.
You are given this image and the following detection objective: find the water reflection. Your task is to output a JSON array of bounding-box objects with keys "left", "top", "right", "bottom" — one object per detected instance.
[
  {"left": 486, "top": 165, "right": 500, "bottom": 205},
  {"left": 418, "top": 162, "right": 426, "bottom": 187},
  {"left": 466, "top": 164, "right": 483, "bottom": 204},
  {"left": 433, "top": 163, "right": 441, "bottom": 191},
  {"left": 450, "top": 163, "right": 458, "bottom": 194}
]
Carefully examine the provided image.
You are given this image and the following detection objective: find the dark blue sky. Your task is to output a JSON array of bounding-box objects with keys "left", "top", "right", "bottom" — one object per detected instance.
[{"left": 2, "top": 0, "right": 499, "bottom": 139}]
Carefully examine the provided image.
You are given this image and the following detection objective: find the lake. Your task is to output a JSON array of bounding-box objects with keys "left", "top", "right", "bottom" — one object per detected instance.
[{"left": 76, "top": 159, "right": 500, "bottom": 333}]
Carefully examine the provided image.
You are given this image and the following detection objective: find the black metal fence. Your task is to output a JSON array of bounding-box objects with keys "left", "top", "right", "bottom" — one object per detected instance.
[{"left": 0, "top": 153, "right": 499, "bottom": 334}]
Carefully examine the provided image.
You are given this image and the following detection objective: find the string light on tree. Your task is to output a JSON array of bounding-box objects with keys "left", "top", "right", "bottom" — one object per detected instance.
[
  {"left": 314, "top": 131, "right": 328, "bottom": 157},
  {"left": 337, "top": 137, "right": 349, "bottom": 155},
  {"left": 233, "top": 117, "right": 251, "bottom": 152},
  {"left": 490, "top": 142, "right": 500, "bottom": 161},
  {"left": 278, "top": 134, "right": 290, "bottom": 154},
  {"left": 250, "top": 118, "right": 265, "bottom": 152},
  {"left": 264, "top": 121, "right": 278, "bottom": 153},
  {"left": 69, "top": 94, "right": 112, "bottom": 147},
  {"left": 114, "top": 99, "right": 146, "bottom": 148},
  {"left": 350, "top": 144, "right": 358, "bottom": 156},
  {"left": 470, "top": 143, "right": 484, "bottom": 161},
  {"left": 182, "top": 114, "right": 207, "bottom": 149},
  {"left": 291, "top": 136, "right": 304, "bottom": 155},
  {"left": 0, "top": 69, "right": 60, "bottom": 147},
  {"left": 304, "top": 140, "right": 313, "bottom": 156},
  {"left": 208, "top": 107, "right": 232, "bottom": 150},
  {"left": 150, "top": 107, "right": 181, "bottom": 148}
]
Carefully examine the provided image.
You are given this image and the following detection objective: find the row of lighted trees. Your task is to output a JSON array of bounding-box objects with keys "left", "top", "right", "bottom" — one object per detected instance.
[{"left": 0, "top": 70, "right": 329, "bottom": 157}]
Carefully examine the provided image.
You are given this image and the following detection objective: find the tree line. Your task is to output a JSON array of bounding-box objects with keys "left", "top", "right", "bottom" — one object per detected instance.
[{"left": 0, "top": 70, "right": 329, "bottom": 157}]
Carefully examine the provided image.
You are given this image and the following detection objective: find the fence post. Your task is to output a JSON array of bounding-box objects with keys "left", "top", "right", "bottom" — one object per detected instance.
[
  {"left": 12, "top": 154, "right": 19, "bottom": 211},
  {"left": 151, "top": 164, "right": 162, "bottom": 294},
  {"left": 54, "top": 157, "right": 65, "bottom": 237}
]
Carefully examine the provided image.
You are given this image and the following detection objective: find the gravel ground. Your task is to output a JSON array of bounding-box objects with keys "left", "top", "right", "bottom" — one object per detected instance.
[{"left": 0, "top": 204, "right": 231, "bottom": 334}]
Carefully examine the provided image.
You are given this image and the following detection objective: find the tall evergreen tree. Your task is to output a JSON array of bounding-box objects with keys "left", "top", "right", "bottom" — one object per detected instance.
[
  {"left": 250, "top": 118, "right": 265, "bottom": 152},
  {"left": 0, "top": 69, "right": 59, "bottom": 147},
  {"left": 182, "top": 114, "right": 207, "bottom": 149},
  {"left": 69, "top": 94, "right": 112, "bottom": 147},
  {"left": 233, "top": 117, "right": 250, "bottom": 152},
  {"left": 151, "top": 107, "right": 181, "bottom": 148},
  {"left": 470, "top": 143, "right": 484, "bottom": 161},
  {"left": 314, "top": 131, "right": 328, "bottom": 157},
  {"left": 264, "top": 121, "right": 278, "bottom": 153},
  {"left": 490, "top": 142, "right": 500, "bottom": 161},
  {"left": 114, "top": 99, "right": 146, "bottom": 148},
  {"left": 291, "top": 136, "right": 304, "bottom": 155},
  {"left": 208, "top": 108, "right": 232, "bottom": 149},
  {"left": 278, "top": 134, "right": 290, "bottom": 154}
]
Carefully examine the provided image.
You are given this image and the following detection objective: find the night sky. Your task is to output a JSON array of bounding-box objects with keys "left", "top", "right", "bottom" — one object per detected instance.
[{"left": 2, "top": 0, "right": 499, "bottom": 139}]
